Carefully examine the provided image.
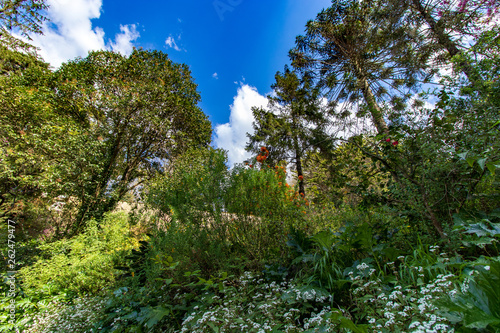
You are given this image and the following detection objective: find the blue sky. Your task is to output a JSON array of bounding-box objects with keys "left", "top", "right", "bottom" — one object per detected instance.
[{"left": 28, "top": 0, "right": 332, "bottom": 166}]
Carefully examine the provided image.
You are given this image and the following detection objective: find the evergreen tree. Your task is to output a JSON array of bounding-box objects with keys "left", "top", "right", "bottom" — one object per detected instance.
[
  {"left": 246, "top": 66, "right": 334, "bottom": 197},
  {"left": 290, "top": 0, "right": 430, "bottom": 135}
]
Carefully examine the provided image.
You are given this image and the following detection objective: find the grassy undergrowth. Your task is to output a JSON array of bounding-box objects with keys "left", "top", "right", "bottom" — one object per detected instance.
[{"left": 2, "top": 204, "right": 499, "bottom": 332}]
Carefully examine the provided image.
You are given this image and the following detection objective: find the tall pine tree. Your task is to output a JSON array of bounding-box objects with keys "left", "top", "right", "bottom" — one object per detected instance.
[{"left": 246, "top": 66, "right": 334, "bottom": 197}]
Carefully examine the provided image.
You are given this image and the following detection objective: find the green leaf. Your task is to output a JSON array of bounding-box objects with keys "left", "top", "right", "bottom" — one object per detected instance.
[
  {"left": 465, "top": 223, "right": 494, "bottom": 237},
  {"left": 122, "top": 311, "right": 138, "bottom": 320},
  {"left": 477, "top": 158, "right": 487, "bottom": 171},
  {"left": 464, "top": 222, "right": 500, "bottom": 238},
  {"left": 489, "top": 119, "right": 500, "bottom": 130},
  {"left": 328, "top": 309, "right": 368, "bottom": 333},
  {"left": 486, "top": 163, "right": 497, "bottom": 175},
  {"left": 208, "top": 322, "right": 220, "bottom": 332},
  {"left": 462, "top": 237, "right": 496, "bottom": 247},
  {"left": 139, "top": 306, "right": 170, "bottom": 329},
  {"left": 113, "top": 287, "right": 128, "bottom": 297},
  {"left": 466, "top": 157, "right": 476, "bottom": 168}
]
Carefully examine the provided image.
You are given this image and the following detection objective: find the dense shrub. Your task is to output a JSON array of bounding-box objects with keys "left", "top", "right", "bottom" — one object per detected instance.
[{"left": 18, "top": 211, "right": 136, "bottom": 295}]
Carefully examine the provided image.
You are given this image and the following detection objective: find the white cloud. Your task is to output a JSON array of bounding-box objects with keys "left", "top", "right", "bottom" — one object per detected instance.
[
  {"left": 28, "top": 0, "right": 139, "bottom": 68},
  {"left": 212, "top": 72, "right": 218, "bottom": 79},
  {"left": 214, "top": 84, "right": 268, "bottom": 168},
  {"left": 110, "top": 24, "right": 140, "bottom": 55},
  {"left": 165, "top": 35, "right": 181, "bottom": 51}
]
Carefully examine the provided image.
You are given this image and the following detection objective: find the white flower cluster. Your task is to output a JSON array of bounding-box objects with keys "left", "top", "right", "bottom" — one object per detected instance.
[
  {"left": 429, "top": 245, "right": 440, "bottom": 253},
  {"left": 24, "top": 296, "right": 107, "bottom": 333},
  {"left": 180, "top": 271, "right": 335, "bottom": 332},
  {"left": 351, "top": 262, "right": 457, "bottom": 333}
]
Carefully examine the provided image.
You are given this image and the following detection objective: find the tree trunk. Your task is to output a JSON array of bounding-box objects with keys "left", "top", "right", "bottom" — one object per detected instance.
[
  {"left": 361, "top": 77, "right": 390, "bottom": 135},
  {"left": 295, "top": 150, "right": 305, "bottom": 198},
  {"left": 350, "top": 58, "right": 390, "bottom": 135},
  {"left": 419, "top": 187, "right": 446, "bottom": 238},
  {"left": 291, "top": 109, "right": 306, "bottom": 198},
  {"left": 74, "top": 129, "right": 125, "bottom": 233}
]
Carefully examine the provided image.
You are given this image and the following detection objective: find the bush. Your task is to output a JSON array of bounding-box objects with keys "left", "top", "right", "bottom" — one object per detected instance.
[
  {"left": 146, "top": 148, "right": 310, "bottom": 276},
  {"left": 18, "top": 211, "right": 136, "bottom": 295}
]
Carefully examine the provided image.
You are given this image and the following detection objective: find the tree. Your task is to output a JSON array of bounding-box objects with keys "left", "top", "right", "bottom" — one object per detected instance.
[
  {"left": 0, "top": 0, "right": 49, "bottom": 76},
  {"left": 287, "top": 0, "right": 499, "bottom": 238},
  {"left": 398, "top": 0, "right": 498, "bottom": 79},
  {"left": 0, "top": 49, "right": 89, "bottom": 235},
  {"left": 0, "top": 43, "right": 47, "bottom": 74},
  {"left": 342, "top": 28, "right": 500, "bottom": 238},
  {"left": 304, "top": 140, "right": 390, "bottom": 207},
  {"left": 54, "top": 49, "right": 212, "bottom": 232},
  {"left": 246, "top": 66, "right": 334, "bottom": 197},
  {"left": 290, "top": 0, "right": 428, "bottom": 136},
  {"left": 0, "top": 0, "right": 48, "bottom": 54}
]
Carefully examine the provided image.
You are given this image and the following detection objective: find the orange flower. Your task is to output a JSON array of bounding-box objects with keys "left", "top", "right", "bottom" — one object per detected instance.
[
  {"left": 249, "top": 164, "right": 253, "bottom": 168},
  {"left": 298, "top": 175, "right": 304, "bottom": 181},
  {"left": 261, "top": 146, "right": 267, "bottom": 152}
]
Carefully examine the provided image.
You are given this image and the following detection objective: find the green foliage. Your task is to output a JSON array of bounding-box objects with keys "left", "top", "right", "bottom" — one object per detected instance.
[
  {"left": 225, "top": 163, "right": 308, "bottom": 260},
  {"left": 22, "top": 296, "right": 108, "bottom": 333},
  {"left": 343, "top": 64, "right": 499, "bottom": 238},
  {"left": 438, "top": 258, "right": 500, "bottom": 331},
  {"left": 0, "top": 44, "right": 48, "bottom": 75},
  {"left": 0, "top": 0, "right": 499, "bottom": 331},
  {"left": 180, "top": 271, "right": 337, "bottom": 332},
  {"left": 148, "top": 147, "right": 228, "bottom": 226},
  {"left": 0, "top": 0, "right": 48, "bottom": 56},
  {"left": 289, "top": 206, "right": 410, "bottom": 301},
  {"left": 348, "top": 259, "right": 457, "bottom": 332},
  {"left": 225, "top": 162, "right": 308, "bottom": 221},
  {"left": 246, "top": 66, "right": 335, "bottom": 197},
  {"left": 18, "top": 212, "right": 135, "bottom": 295},
  {"left": 0, "top": 0, "right": 47, "bottom": 40},
  {"left": 96, "top": 285, "right": 178, "bottom": 333},
  {"left": 147, "top": 148, "right": 310, "bottom": 275},
  {"left": 304, "top": 141, "right": 390, "bottom": 207},
  {"left": 290, "top": 0, "right": 427, "bottom": 134},
  {"left": 146, "top": 148, "right": 234, "bottom": 275},
  {"left": 0, "top": 54, "right": 95, "bottom": 234},
  {"left": 54, "top": 49, "right": 212, "bottom": 232},
  {"left": 287, "top": 0, "right": 499, "bottom": 240}
]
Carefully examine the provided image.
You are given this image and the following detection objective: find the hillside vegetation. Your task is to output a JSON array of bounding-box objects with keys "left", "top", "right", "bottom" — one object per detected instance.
[{"left": 1, "top": 0, "right": 499, "bottom": 332}]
